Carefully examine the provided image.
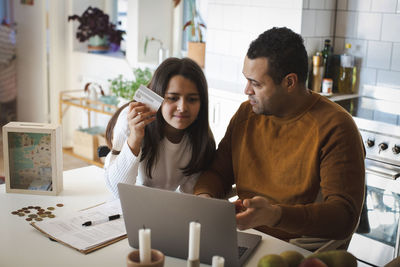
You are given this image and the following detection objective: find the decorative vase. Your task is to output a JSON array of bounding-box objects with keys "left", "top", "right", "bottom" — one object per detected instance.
[
  {"left": 109, "top": 43, "right": 120, "bottom": 52},
  {"left": 88, "top": 35, "right": 109, "bottom": 54},
  {"left": 187, "top": 42, "right": 206, "bottom": 68}
]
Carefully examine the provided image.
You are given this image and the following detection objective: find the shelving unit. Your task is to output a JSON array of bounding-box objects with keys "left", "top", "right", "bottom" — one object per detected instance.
[{"left": 59, "top": 90, "right": 118, "bottom": 167}]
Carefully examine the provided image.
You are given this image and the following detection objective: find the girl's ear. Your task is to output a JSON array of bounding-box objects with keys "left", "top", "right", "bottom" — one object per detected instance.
[{"left": 283, "top": 73, "right": 298, "bottom": 92}]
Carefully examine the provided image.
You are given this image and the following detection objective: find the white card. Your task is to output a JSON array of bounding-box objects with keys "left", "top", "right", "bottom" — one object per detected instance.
[{"left": 133, "top": 85, "right": 164, "bottom": 111}]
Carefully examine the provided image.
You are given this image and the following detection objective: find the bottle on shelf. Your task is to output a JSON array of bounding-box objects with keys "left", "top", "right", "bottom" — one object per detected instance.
[
  {"left": 321, "top": 39, "right": 332, "bottom": 78},
  {"left": 311, "top": 52, "right": 324, "bottom": 93},
  {"left": 321, "top": 39, "right": 333, "bottom": 95},
  {"left": 338, "top": 43, "right": 357, "bottom": 94}
]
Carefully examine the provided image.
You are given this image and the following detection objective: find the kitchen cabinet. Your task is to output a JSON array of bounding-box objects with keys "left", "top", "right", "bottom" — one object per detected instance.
[{"left": 208, "top": 88, "right": 247, "bottom": 145}]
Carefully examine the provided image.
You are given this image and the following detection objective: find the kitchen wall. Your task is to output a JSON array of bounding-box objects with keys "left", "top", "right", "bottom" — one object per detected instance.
[
  {"left": 334, "top": 0, "right": 400, "bottom": 91},
  {"left": 205, "top": 0, "right": 337, "bottom": 94},
  {"left": 205, "top": 0, "right": 303, "bottom": 94},
  {"left": 206, "top": 0, "right": 400, "bottom": 94},
  {"left": 301, "top": 0, "right": 336, "bottom": 61}
]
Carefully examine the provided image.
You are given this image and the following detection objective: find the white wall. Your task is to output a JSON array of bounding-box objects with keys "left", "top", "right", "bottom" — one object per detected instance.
[
  {"left": 48, "top": 0, "right": 67, "bottom": 125},
  {"left": 125, "top": 0, "right": 173, "bottom": 67},
  {"left": 14, "top": 0, "right": 48, "bottom": 123},
  {"left": 205, "top": 0, "right": 303, "bottom": 94},
  {"left": 301, "top": 0, "right": 336, "bottom": 58},
  {"left": 333, "top": 0, "right": 400, "bottom": 90}
]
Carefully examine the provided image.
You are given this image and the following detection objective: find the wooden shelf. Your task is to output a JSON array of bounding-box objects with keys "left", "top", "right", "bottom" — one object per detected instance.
[
  {"left": 59, "top": 90, "right": 115, "bottom": 167},
  {"left": 59, "top": 90, "right": 118, "bottom": 123},
  {"left": 63, "top": 147, "right": 104, "bottom": 168}
]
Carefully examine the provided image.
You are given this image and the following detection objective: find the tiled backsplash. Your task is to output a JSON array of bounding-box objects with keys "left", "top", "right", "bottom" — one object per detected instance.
[
  {"left": 205, "top": 0, "right": 302, "bottom": 94},
  {"left": 302, "top": 0, "right": 336, "bottom": 57},
  {"left": 205, "top": 0, "right": 400, "bottom": 93},
  {"left": 334, "top": 0, "right": 400, "bottom": 91}
]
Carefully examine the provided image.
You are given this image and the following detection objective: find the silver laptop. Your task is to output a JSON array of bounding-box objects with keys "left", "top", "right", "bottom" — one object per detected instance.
[{"left": 118, "top": 183, "right": 261, "bottom": 267}]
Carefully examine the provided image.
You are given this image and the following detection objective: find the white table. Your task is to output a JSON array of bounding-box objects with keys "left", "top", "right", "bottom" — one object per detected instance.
[{"left": 0, "top": 166, "right": 311, "bottom": 267}]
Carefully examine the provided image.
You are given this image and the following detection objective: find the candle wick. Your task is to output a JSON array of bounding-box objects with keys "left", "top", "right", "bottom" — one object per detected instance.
[{"left": 143, "top": 224, "right": 146, "bottom": 229}]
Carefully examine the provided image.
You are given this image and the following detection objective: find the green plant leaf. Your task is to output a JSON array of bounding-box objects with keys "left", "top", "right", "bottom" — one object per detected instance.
[
  {"left": 109, "top": 68, "right": 153, "bottom": 101},
  {"left": 144, "top": 36, "right": 149, "bottom": 55}
]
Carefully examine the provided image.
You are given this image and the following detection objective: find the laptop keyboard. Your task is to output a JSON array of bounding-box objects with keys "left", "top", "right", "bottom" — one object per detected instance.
[{"left": 238, "top": 246, "right": 248, "bottom": 258}]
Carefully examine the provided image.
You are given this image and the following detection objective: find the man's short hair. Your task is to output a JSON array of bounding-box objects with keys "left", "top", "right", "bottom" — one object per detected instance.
[{"left": 247, "top": 27, "right": 308, "bottom": 85}]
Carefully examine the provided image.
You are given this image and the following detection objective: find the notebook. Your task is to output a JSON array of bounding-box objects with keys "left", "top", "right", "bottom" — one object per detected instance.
[{"left": 118, "top": 183, "right": 261, "bottom": 267}]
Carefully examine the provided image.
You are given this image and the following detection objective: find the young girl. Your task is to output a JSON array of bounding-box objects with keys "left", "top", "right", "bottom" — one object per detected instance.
[{"left": 104, "top": 57, "right": 215, "bottom": 198}]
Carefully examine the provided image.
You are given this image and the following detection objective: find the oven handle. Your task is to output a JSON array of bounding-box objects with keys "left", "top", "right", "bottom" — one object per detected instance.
[{"left": 365, "top": 164, "right": 400, "bottom": 180}]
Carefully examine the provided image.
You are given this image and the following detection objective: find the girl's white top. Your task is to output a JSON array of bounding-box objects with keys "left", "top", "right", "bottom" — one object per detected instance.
[{"left": 104, "top": 106, "right": 199, "bottom": 198}]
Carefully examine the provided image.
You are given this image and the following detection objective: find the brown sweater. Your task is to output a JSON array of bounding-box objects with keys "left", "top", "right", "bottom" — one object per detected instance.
[{"left": 194, "top": 91, "right": 365, "bottom": 240}]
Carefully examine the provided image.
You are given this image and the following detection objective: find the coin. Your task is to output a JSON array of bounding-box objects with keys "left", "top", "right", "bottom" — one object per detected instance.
[
  {"left": 39, "top": 214, "right": 47, "bottom": 218},
  {"left": 48, "top": 214, "right": 56, "bottom": 218},
  {"left": 56, "top": 204, "right": 64, "bottom": 207},
  {"left": 26, "top": 218, "right": 32, "bottom": 221},
  {"left": 11, "top": 211, "right": 18, "bottom": 215},
  {"left": 47, "top": 207, "right": 55, "bottom": 210},
  {"left": 18, "top": 213, "right": 25, "bottom": 217},
  {"left": 34, "top": 206, "right": 40, "bottom": 209},
  {"left": 28, "top": 214, "right": 38, "bottom": 218},
  {"left": 28, "top": 206, "right": 34, "bottom": 209},
  {"left": 35, "top": 218, "right": 43, "bottom": 221},
  {"left": 24, "top": 210, "right": 30, "bottom": 213},
  {"left": 45, "top": 211, "right": 51, "bottom": 214}
]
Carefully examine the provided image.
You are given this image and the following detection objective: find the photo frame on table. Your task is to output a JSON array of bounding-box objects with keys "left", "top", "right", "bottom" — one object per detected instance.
[{"left": 2, "top": 122, "right": 63, "bottom": 195}]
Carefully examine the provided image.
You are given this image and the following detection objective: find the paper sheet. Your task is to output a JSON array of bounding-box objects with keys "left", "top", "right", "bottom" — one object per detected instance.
[{"left": 32, "top": 199, "right": 126, "bottom": 251}]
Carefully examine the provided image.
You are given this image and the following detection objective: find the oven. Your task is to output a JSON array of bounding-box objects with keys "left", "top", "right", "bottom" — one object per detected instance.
[{"left": 332, "top": 85, "right": 400, "bottom": 267}]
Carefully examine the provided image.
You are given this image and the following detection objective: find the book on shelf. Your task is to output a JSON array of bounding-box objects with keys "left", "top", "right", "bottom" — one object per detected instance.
[{"left": 31, "top": 199, "right": 127, "bottom": 254}]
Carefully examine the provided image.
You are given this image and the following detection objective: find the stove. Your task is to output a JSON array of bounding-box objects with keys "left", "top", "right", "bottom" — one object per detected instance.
[{"left": 333, "top": 85, "right": 400, "bottom": 266}]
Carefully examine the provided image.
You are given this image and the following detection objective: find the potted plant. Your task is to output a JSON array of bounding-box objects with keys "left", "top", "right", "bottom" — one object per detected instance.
[
  {"left": 68, "top": 6, "right": 125, "bottom": 53},
  {"left": 181, "top": 0, "right": 206, "bottom": 68},
  {"left": 108, "top": 68, "right": 153, "bottom": 106}
]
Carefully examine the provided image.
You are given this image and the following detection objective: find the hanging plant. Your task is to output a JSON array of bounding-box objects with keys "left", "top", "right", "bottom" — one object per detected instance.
[{"left": 182, "top": 0, "right": 206, "bottom": 43}]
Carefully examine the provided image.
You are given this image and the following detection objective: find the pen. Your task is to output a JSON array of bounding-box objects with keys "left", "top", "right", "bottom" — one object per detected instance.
[{"left": 82, "top": 214, "right": 121, "bottom": 227}]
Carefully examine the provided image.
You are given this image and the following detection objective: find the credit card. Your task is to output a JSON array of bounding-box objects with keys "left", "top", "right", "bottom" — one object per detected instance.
[{"left": 133, "top": 85, "right": 164, "bottom": 111}]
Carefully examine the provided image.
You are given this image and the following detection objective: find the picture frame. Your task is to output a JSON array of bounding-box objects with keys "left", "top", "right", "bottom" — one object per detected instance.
[{"left": 2, "top": 122, "right": 63, "bottom": 195}]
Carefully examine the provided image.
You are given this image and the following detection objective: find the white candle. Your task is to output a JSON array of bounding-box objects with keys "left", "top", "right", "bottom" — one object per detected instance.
[
  {"left": 188, "top": 222, "right": 201, "bottom": 261},
  {"left": 212, "top": 256, "right": 225, "bottom": 267},
  {"left": 139, "top": 228, "right": 151, "bottom": 263}
]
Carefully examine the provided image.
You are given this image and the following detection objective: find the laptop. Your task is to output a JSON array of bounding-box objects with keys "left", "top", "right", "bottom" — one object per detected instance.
[{"left": 118, "top": 183, "right": 261, "bottom": 267}]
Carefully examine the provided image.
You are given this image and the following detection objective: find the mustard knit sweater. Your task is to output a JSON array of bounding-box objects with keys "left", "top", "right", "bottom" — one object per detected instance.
[{"left": 194, "top": 91, "right": 365, "bottom": 240}]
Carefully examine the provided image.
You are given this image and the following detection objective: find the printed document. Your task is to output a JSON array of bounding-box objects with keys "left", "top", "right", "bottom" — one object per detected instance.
[{"left": 31, "top": 199, "right": 126, "bottom": 253}]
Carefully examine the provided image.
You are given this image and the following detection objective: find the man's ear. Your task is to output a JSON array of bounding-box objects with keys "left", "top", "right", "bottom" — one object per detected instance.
[{"left": 283, "top": 73, "right": 298, "bottom": 92}]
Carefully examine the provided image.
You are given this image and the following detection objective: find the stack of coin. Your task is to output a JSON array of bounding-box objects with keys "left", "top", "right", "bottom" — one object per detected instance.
[{"left": 10, "top": 203, "right": 64, "bottom": 222}]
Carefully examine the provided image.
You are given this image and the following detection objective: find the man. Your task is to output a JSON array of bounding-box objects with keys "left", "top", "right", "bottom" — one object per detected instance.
[{"left": 194, "top": 27, "right": 365, "bottom": 246}]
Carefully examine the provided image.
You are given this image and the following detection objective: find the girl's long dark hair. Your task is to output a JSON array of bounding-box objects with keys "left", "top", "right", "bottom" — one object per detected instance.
[{"left": 106, "top": 57, "right": 216, "bottom": 178}]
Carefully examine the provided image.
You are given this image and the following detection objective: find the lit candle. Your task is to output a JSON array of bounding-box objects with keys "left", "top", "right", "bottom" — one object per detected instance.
[
  {"left": 188, "top": 222, "right": 201, "bottom": 261},
  {"left": 212, "top": 256, "right": 225, "bottom": 267},
  {"left": 139, "top": 228, "right": 151, "bottom": 263}
]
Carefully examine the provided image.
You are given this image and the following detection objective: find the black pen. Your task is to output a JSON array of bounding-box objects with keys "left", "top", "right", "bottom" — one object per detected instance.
[{"left": 82, "top": 214, "right": 121, "bottom": 227}]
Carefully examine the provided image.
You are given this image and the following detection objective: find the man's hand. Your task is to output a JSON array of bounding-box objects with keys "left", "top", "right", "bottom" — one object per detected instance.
[{"left": 236, "top": 196, "right": 282, "bottom": 231}]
